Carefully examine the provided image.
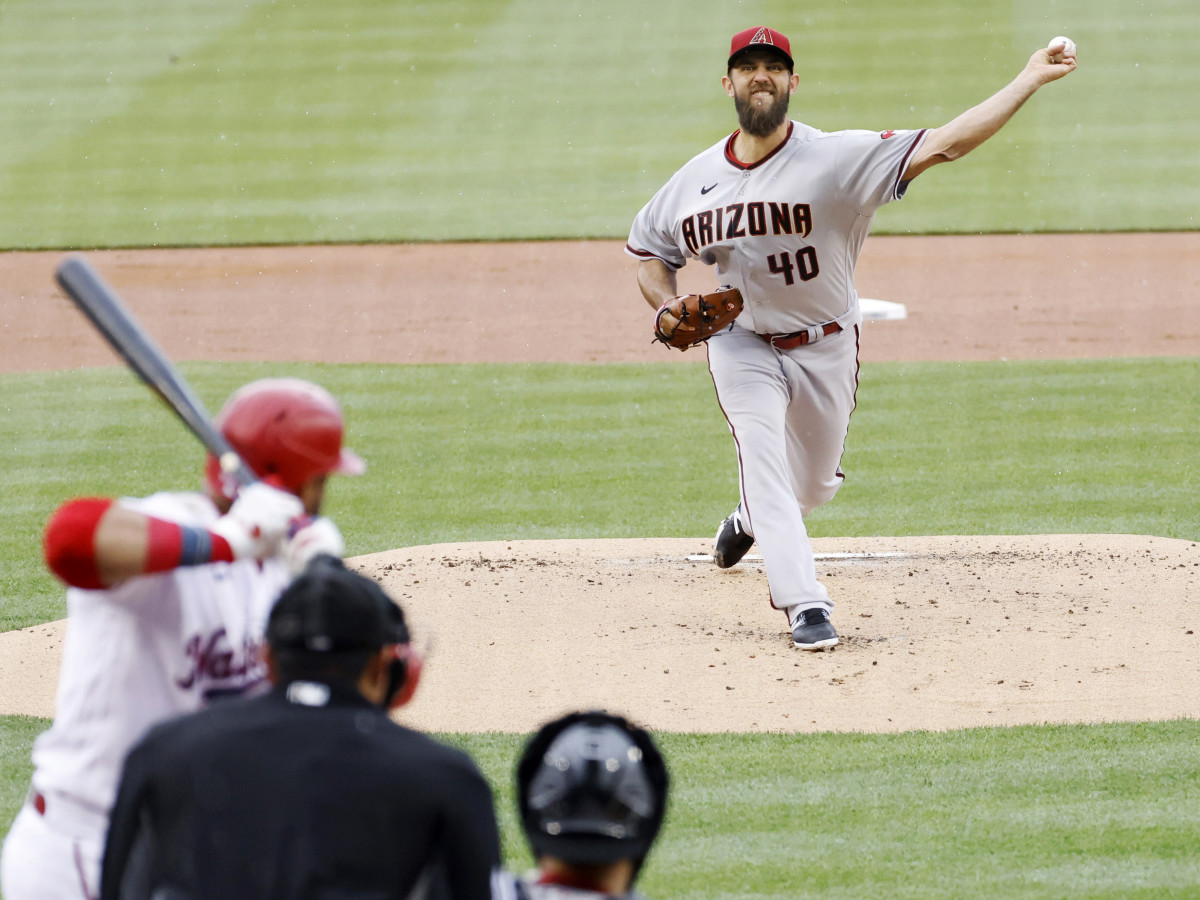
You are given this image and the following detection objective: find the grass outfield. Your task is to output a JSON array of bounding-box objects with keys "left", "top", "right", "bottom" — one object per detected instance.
[
  {"left": 3, "top": 357, "right": 1196, "bottom": 632},
  {"left": 0, "top": 0, "right": 1195, "bottom": 248},
  {"left": 3, "top": 717, "right": 1200, "bottom": 899}
]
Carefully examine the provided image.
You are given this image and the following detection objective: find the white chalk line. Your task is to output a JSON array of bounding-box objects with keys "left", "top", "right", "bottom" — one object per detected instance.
[{"left": 684, "top": 552, "right": 910, "bottom": 564}]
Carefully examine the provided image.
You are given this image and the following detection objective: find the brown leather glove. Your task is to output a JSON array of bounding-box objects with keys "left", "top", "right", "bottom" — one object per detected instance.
[{"left": 652, "top": 286, "right": 744, "bottom": 351}]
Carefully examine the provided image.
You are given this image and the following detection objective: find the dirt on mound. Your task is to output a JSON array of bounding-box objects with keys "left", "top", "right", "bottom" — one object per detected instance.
[
  {"left": 362, "top": 534, "right": 1200, "bottom": 733},
  {"left": 9, "top": 535, "right": 1195, "bottom": 733}
]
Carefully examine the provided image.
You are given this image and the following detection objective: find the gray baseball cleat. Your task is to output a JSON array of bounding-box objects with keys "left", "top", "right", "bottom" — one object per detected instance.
[
  {"left": 713, "top": 506, "right": 754, "bottom": 568},
  {"left": 792, "top": 608, "right": 839, "bottom": 650}
]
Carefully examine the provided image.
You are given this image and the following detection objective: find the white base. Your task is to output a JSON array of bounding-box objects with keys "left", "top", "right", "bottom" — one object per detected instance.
[
  {"left": 688, "top": 552, "right": 909, "bottom": 564},
  {"left": 860, "top": 297, "right": 908, "bottom": 320}
]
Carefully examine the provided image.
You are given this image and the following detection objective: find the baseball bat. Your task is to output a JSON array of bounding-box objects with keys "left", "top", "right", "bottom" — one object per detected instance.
[{"left": 54, "top": 255, "right": 256, "bottom": 488}]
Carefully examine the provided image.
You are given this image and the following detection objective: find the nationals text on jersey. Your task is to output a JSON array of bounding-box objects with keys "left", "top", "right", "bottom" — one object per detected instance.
[{"left": 176, "top": 626, "right": 265, "bottom": 694}]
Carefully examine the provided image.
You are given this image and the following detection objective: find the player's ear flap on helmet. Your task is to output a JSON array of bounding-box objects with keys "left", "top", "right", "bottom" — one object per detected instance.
[
  {"left": 385, "top": 642, "right": 422, "bottom": 709},
  {"left": 379, "top": 587, "right": 421, "bottom": 709}
]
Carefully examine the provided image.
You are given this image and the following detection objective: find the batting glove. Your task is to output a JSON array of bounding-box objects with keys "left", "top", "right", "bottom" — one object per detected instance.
[
  {"left": 282, "top": 516, "right": 345, "bottom": 575},
  {"left": 211, "top": 483, "right": 304, "bottom": 561}
]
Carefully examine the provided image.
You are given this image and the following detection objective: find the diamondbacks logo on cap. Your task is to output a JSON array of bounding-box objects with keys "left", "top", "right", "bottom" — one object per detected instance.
[
  {"left": 750, "top": 26, "right": 774, "bottom": 47},
  {"left": 880, "top": 130, "right": 896, "bottom": 139},
  {"left": 728, "top": 26, "right": 793, "bottom": 66}
]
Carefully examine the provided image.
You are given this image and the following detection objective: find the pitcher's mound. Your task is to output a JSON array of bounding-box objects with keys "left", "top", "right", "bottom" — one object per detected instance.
[
  {"left": 357, "top": 534, "right": 1200, "bottom": 733},
  {"left": 3, "top": 535, "right": 1197, "bottom": 733}
]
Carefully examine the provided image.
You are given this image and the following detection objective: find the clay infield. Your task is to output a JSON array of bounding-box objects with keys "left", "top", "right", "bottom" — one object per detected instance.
[{"left": 2, "top": 234, "right": 1198, "bottom": 732}]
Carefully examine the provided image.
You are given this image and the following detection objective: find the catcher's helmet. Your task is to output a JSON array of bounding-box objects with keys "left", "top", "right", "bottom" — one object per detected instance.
[
  {"left": 516, "top": 711, "right": 669, "bottom": 869},
  {"left": 204, "top": 378, "right": 365, "bottom": 500}
]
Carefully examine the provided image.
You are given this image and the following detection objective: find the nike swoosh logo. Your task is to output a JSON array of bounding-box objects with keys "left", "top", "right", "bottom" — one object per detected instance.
[{"left": 701, "top": 183, "right": 718, "bottom": 195}]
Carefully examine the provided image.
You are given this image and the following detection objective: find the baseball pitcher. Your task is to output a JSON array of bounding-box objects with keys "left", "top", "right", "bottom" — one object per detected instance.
[{"left": 627, "top": 26, "right": 1076, "bottom": 649}]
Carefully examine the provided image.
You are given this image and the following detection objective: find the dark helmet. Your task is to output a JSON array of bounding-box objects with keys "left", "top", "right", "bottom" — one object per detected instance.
[
  {"left": 266, "top": 556, "right": 422, "bottom": 709},
  {"left": 516, "top": 711, "right": 669, "bottom": 869},
  {"left": 204, "top": 378, "right": 365, "bottom": 500}
]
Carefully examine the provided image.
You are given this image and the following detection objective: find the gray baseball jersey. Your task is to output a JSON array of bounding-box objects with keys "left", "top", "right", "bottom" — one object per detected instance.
[
  {"left": 627, "top": 121, "right": 926, "bottom": 332},
  {"left": 626, "top": 120, "right": 926, "bottom": 621}
]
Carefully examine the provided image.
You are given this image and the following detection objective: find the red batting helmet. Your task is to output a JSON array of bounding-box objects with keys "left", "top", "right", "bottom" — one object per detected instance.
[{"left": 204, "top": 378, "right": 365, "bottom": 501}]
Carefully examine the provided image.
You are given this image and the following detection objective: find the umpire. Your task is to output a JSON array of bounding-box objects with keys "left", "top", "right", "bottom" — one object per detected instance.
[{"left": 100, "top": 556, "right": 503, "bottom": 900}]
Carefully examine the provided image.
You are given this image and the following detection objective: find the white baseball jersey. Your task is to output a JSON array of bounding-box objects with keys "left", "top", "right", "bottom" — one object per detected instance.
[
  {"left": 627, "top": 121, "right": 926, "bottom": 332},
  {"left": 1, "top": 490, "right": 289, "bottom": 900}
]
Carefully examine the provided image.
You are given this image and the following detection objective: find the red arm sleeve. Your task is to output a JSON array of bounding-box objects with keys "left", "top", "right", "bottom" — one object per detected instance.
[
  {"left": 42, "top": 497, "right": 234, "bottom": 589},
  {"left": 43, "top": 497, "right": 113, "bottom": 589}
]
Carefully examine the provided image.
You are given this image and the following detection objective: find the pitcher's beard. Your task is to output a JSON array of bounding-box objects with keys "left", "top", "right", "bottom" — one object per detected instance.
[{"left": 735, "top": 90, "right": 790, "bottom": 137}]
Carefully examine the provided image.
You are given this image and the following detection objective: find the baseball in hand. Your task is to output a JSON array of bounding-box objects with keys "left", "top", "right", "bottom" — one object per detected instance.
[{"left": 1048, "top": 36, "right": 1077, "bottom": 62}]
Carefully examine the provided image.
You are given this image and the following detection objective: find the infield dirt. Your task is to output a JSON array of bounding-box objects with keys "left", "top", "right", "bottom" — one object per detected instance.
[{"left": 2, "top": 234, "right": 1198, "bottom": 732}]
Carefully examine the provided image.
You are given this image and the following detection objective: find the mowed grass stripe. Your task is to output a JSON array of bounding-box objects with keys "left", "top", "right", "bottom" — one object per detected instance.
[
  {"left": 10, "top": 719, "right": 1194, "bottom": 900},
  {"left": 459, "top": 721, "right": 1200, "bottom": 899},
  {"left": 2, "top": 356, "right": 1196, "bottom": 632},
  {"left": 0, "top": 0, "right": 1196, "bottom": 248}
]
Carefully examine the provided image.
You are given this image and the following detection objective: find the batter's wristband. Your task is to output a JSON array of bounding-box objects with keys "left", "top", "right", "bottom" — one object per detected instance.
[{"left": 144, "top": 517, "right": 235, "bottom": 572}]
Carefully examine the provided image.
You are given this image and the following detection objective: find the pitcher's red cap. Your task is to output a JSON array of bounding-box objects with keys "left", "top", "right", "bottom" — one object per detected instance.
[{"left": 728, "top": 26, "right": 793, "bottom": 68}]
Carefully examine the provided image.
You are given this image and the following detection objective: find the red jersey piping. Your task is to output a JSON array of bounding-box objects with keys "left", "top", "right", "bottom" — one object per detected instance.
[{"left": 724, "top": 121, "right": 795, "bottom": 170}]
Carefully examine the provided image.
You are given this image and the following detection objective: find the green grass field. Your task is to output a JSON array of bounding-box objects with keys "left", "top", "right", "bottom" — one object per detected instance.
[
  {"left": 4, "top": 716, "right": 1200, "bottom": 899},
  {"left": 2, "top": 359, "right": 1198, "bottom": 897},
  {"left": 2, "top": 1, "right": 1199, "bottom": 897},
  {"left": 0, "top": 0, "right": 1196, "bottom": 248},
  {"left": 2, "top": 357, "right": 1197, "bottom": 632}
]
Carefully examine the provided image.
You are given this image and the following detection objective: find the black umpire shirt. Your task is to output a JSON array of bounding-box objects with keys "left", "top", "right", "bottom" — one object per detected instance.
[{"left": 101, "top": 680, "right": 502, "bottom": 900}]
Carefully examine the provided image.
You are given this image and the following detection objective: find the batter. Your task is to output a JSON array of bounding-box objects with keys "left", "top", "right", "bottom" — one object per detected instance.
[
  {"left": 0, "top": 378, "right": 362, "bottom": 900},
  {"left": 627, "top": 26, "right": 1077, "bottom": 649},
  {"left": 100, "top": 559, "right": 501, "bottom": 900}
]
